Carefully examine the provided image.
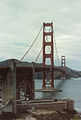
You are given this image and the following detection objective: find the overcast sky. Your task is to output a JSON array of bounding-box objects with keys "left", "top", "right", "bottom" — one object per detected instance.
[{"left": 0, "top": 0, "right": 81, "bottom": 70}]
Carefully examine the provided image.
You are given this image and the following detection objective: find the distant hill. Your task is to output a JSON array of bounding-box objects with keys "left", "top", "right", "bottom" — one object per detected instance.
[{"left": 0, "top": 59, "right": 81, "bottom": 79}]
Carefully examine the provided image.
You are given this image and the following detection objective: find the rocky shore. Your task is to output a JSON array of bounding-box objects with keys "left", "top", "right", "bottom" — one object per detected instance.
[{"left": 16, "top": 109, "right": 80, "bottom": 120}]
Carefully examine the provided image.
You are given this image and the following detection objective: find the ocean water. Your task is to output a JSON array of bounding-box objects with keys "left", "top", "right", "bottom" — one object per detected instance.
[{"left": 35, "top": 78, "right": 81, "bottom": 112}]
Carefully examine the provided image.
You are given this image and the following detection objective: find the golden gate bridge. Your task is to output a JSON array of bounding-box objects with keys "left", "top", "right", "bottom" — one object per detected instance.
[{"left": 19, "top": 22, "right": 66, "bottom": 90}]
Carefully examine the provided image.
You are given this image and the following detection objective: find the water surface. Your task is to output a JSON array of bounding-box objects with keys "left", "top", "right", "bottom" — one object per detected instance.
[{"left": 35, "top": 78, "right": 81, "bottom": 112}]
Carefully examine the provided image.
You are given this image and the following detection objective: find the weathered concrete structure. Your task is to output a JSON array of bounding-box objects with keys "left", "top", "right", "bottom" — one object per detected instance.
[
  {"left": 0, "top": 60, "right": 16, "bottom": 114},
  {"left": 16, "top": 65, "right": 35, "bottom": 100},
  {"left": 0, "top": 59, "right": 35, "bottom": 114},
  {"left": 17, "top": 99, "right": 74, "bottom": 113}
]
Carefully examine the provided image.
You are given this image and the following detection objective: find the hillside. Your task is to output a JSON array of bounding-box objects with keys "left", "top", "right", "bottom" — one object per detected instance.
[{"left": 0, "top": 59, "right": 81, "bottom": 79}]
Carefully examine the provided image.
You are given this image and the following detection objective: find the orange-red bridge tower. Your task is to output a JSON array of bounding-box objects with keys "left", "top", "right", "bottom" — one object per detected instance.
[
  {"left": 43, "top": 22, "right": 54, "bottom": 89},
  {"left": 61, "top": 56, "right": 66, "bottom": 79}
]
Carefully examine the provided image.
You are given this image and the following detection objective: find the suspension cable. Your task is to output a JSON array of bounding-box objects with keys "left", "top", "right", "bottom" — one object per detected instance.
[
  {"left": 34, "top": 47, "right": 43, "bottom": 63},
  {"left": 53, "top": 26, "right": 60, "bottom": 66},
  {"left": 20, "top": 26, "right": 42, "bottom": 62}
]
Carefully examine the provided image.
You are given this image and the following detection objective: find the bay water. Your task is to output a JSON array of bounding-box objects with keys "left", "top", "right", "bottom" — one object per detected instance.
[{"left": 35, "top": 78, "right": 81, "bottom": 112}]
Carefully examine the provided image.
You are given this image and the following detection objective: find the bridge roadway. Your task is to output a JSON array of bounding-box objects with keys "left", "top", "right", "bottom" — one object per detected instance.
[
  {"left": 35, "top": 66, "right": 65, "bottom": 73},
  {"left": 0, "top": 66, "right": 65, "bottom": 73}
]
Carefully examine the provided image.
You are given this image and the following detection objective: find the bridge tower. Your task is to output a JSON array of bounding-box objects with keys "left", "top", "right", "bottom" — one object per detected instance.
[
  {"left": 42, "top": 22, "right": 54, "bottom": 89},
  {"left": 61, "top": 56, "right": 66, "bottom": 79}
]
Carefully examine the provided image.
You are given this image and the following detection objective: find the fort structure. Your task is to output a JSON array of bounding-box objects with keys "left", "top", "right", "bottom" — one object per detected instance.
[{"left": 0, "top": 59, "right": 74, "bottom": 114}]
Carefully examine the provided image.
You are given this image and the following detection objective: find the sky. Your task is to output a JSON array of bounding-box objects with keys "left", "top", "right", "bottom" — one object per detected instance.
[{"left": 0, "top": 0, "right": 81, "bottom": 70}]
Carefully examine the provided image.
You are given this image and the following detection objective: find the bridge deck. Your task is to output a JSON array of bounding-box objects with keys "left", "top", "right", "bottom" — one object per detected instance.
[
  {"left": 0, "top": 66, "right": 65, "bottom": 74},
  {"left": 35, "top": 66, "right": 65, "bottom": 72}
]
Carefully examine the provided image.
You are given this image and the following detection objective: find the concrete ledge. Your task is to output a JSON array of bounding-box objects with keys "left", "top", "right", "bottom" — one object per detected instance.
[{"left": 35, "top": 88, "right": 62, "bottom": 92}]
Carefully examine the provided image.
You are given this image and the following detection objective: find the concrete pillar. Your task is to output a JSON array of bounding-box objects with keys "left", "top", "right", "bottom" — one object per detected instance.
[
  {"left": 25, "top": 62, "right": 35, "bottom": 100},
  {"left": 32, "top": 62, "right": 35, "bottom": 99},
  {"left": 2, "top": 59, "right": 16, "bottom": 114}
]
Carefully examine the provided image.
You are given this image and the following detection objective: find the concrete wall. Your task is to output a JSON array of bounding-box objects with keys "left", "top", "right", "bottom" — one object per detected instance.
[
  {"left": 2, "top": 59, "right": 16, "bottom": 113},
  {"left": 17, "top": 99, "right": 74, "bottom": 113}
]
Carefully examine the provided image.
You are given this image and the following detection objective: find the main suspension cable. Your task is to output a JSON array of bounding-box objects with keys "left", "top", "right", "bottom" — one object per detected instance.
[
  {"left": 34, "top": 47, "right": 43, "bottom": 63},
  {"left": 20, "top": 26, "right": 42, "bottom": 62}
]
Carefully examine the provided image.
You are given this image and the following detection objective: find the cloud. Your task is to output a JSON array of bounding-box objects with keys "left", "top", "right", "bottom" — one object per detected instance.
[{"left": 0, "top": 0, "right": 81, "bottom": 70}]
